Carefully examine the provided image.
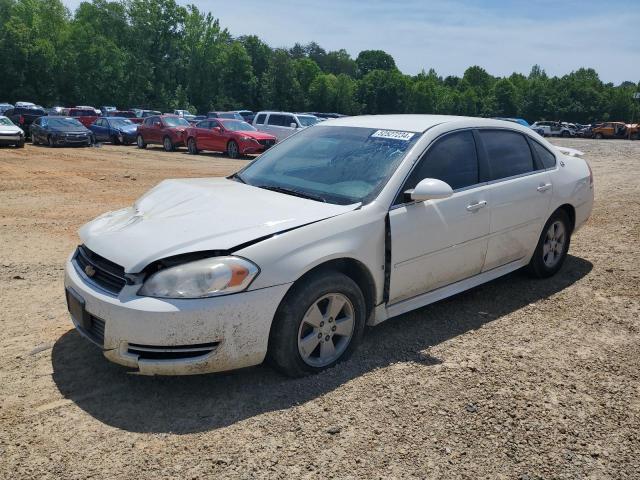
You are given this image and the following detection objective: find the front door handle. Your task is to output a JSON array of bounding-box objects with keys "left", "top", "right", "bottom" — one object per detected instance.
[
  {"left": 537, "top": 183, "right": 552, "bottom": 192},
  {"left": 466, "top": 201, "right": 487, "bottom": 212}
]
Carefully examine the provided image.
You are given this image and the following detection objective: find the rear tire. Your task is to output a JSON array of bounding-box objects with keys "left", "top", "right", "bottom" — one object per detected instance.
[
  {"left": 227, "top": 140, "right": 240, "bottom": 159},
  {"left": 595, "top": 133, "right": 603, "bottom": 139},
  {"left": 47, "top": 135, "right": 54, "bottom": 147},
  {"left": 136, "top": 135, "right": 146, "bottom": 149},
  {"left": 527, "top": 209, "right": 572, "bottom": 278},
  {"left": 562, "top": 130, "right": 570, "bottom": 137},
  {"left": 163, "top": 136, "right": 174, "bottom": 152},
  {"left": 268, "top": 271, "right": 366, "bottom": 377}
]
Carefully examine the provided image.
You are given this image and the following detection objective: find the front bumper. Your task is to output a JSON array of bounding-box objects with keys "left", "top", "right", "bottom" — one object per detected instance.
[
  {"left": 53, "top": 134, "right": 92, "bottom": 146},
  {"left": 0, "top": 133, "right": 22, "bottom": 144},
  {"left": 64, "top": 256, "right": 292, "bottom": 375}
]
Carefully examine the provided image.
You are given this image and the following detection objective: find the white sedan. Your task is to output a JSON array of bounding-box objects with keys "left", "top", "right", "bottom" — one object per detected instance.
[
  {"left": 64, "top": 115, "right": 594, "bottom": 377},
  {"left": 0, "top": 115, "right": 25, "bottom": 147}
]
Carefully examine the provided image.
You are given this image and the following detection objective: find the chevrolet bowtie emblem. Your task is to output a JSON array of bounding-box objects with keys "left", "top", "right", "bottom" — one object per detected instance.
[{"left": 84, "top": 265, "right": 96, "bottom": 277}]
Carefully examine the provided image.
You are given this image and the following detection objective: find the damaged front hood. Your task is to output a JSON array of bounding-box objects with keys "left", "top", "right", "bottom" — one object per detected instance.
[{"left": 80, "top": 177, "right": 358, "bottom": 272}]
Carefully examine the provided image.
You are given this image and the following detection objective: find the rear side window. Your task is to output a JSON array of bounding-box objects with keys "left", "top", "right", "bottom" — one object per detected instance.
[
  {"left": 255, "top": 113, "right": 266, "bottom": 124},
  {"left": 530, "top": 141, "right": 556, "bottom": 169},
  {"left": 479, "top": 130, "right": 534, "bottom": 180},
  {"left": 398, "top": 130, "right": 479, "bottom": 203},
  {"left": 267, "top": 114, "right": 285, "bottom": 126}
]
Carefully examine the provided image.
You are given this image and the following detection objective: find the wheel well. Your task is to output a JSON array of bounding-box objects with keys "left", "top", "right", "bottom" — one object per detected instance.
[
  {"left": 557, "top": 204, "right": 576, "bottom": 232},
  {"left": 294, "top": 258, "right": 377, "bottom": 320}
]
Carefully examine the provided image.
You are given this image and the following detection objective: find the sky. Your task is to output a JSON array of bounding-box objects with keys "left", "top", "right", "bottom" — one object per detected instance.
[{"left": 61, "top": 0, "right": 639, "bottom": 84}]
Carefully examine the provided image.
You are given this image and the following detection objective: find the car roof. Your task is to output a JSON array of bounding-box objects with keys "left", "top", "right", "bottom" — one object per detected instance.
[{"left": 320, "top": 114, "right": 546, "bottom": 135}]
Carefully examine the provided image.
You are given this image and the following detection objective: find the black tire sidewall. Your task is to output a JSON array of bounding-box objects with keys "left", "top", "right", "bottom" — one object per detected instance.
[
  {"left": 527, "top": 210, "right": 572, "bottom": 278},
  {"left": 163, "top": 136, "right": 173, "bottom": 152},
  {"left": 268, "top": 271, "right": 366, "bottom": 377},
  {"left": 227, "top": 140, "right": 239, "bottom": 158},
  {"left": 137, "top": 135, "right": 146, "bottom": 149}
]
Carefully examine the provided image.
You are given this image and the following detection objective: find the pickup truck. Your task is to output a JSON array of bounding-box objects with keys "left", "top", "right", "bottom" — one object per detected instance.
[
  {"left": 591, "top": 122, "right": 639, "bottom": 140},
  {"left": 3, "top": 106, "right": 47, "bottom": 137},
  {"left": 68, "top": 108, "right": 99, "bottom": 127}
]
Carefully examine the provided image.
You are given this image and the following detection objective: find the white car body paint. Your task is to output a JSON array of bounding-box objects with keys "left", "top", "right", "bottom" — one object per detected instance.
[
  {"left": 0, "top": 115, "right": 24, "bottom": 143},
  {"left": 64, "top": 115, "right": 594, "bottom": 375}
]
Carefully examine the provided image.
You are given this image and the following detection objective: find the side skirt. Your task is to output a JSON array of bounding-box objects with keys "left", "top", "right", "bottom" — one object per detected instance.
[{"left": 369, "top": 258, "right": 528, "bottom": 326}]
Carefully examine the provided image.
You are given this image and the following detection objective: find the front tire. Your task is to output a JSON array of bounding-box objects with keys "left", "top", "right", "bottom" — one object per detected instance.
[
  {"left": 227, "top": 140, "right": 240, "bottom": 159},
  {"left": 595, "top": 133, "right": 603, "bottom": 139},
  {"left": 47, "top": 135, "right": 54, "bottom": 147},
  {"left": 16, "top": 138, "right": 25, "bottom": 148},
  {"left": 163, "top": 136, "right": 174, "bottom": 152},
  {"left": 111, "top": 134, "right": 120, "bottom": 145},
  {"left": 268, "top": 271, "right": 366, "bottom": 377},
  {"left": 527, "top": 209, "right": 572, "bottom": 278},
  {"left": 187, "top": 137, "right": 199, "bottom": 155},
  {"left": 136, "top": 135, "right": 146, "bottom": 149}
]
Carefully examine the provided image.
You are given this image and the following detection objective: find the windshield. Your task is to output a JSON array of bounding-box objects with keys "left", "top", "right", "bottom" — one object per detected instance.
[
  {"left": 49, "top": 118, "right": 84, "bottom": 129},
  {"left": 297, "top": 115, "right": 319, "bottom": 127},
  {"left": 222, "top": 120, "right": 257, "bottom": 132},
  {"left": 110, "top": 119, "right": 134, "bottom": 127},
  {"left": 71, "top": 109, "right": 95, "bottom": 116},
  {"left": 163, "top": 117, "right": 190, "bottom": 127},
  {"left": 220, "top": 112, "right": 243, "bottom": 120},
  {"left": 0, "top": 117, "right": 15, "bottom": 126},
  {"left": 237, "top": 126, "right": 420, "bottom": 205}
]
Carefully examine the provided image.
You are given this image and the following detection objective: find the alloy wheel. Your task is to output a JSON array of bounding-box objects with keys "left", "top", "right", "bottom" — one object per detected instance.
[
  {"left": 297, "top": 293, "right": 355, "bottom": 368},
  {"left": 543, "top": 220, "right": 566, "bottom": 268}
]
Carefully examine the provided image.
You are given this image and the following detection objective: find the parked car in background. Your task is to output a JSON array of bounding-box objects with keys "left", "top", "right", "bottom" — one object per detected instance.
[
  {"left": 136, "top": 114, "right": 190, "bottom": 151},
  {"left": 68, "top": 107, "right": 99, "bottom": 127},
  {"left": 47, "top": 106, "right": 67, "bottom": 116},
  {"left": 207, "top": 111, "right": 244, "bottom": 120},
  {"left": 253, "top": 111, "right": 319, "bottom": 141},
  {"left": 90, "top": 117, "right": 138, "bottom": 145},
  {"left": 530, "top": 121, "right": 574, "bottom": 137},
  {"left": 0, "top": 103, "right": 14, "bottom": 114},
  {"left": 64, "top": 115, "right": 594, "bottom": 376},
  {"left": 305, "top": 112, "right": 346, "bottom": 119},
  {"left": 4, "top": 106, "right": 46, "bottom": 137},
  {"left": 591, "top": 122, "right": 639, "bottom": 140},
  {"left": 100, "top": 106, "right": 116, "bottom": 113},
  {"left": 15, "top": 101, "right": 36, "bottom": 108},
  {"left": 0, "top": 115, "right": 25, "bottom": 148},
  {"left": 183, "top": 118, "right": 277, "bottom": 158},
  {"left": 31, "top": 116, "right": 94, "bottom": 147},
  {"left": 576, "top": 124, "right": 593, "bottom": 138},
  {"left": 137, "top": 109, "right": 162, "bottom": 119},
  {"left": 232, "top": 110, "right": 255, "bottom": 123},
  {"left": 105, "top": 110, "right": 143, "bottom": 124},
  {"left": 494, "top": 117, "right": 544, "bottom": 136}
]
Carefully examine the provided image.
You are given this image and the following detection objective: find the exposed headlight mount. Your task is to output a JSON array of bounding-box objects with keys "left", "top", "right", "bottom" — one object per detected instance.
[{"left": 138, "top": 256, "right": 259, "bottom": 299}]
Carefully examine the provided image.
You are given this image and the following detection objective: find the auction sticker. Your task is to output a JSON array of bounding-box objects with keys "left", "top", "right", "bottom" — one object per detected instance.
[{"left": 371, "top": 130, "right": 415, "bottom": 141}]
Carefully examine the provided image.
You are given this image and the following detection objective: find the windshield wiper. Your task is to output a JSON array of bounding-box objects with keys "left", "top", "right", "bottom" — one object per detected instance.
[
  {"left": 229, "top": 172, "right": 246, "bottom": 183},
  {"left": 257, "top": 185, "right": 326, "bottom": 203}
]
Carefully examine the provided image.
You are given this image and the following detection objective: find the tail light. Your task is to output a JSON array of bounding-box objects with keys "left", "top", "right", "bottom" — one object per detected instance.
[{"left": 19, "top": 115, "right": 24, "bottom": 124}]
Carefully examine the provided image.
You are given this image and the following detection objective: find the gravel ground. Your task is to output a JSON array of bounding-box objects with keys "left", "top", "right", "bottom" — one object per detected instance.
[{"left": 0, "top": 139, "right": 638, "bottom": 479}]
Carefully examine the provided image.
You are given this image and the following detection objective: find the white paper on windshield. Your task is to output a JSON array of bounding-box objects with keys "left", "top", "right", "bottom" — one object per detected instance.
[{"left": 370, "top": 130, "right": 415, "bottom": 141}]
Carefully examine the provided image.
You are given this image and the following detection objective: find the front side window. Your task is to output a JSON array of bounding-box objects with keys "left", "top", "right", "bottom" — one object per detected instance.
[
  {"left": 479, "top": 130, "right": 534, "bottom": 180},
  {"left": 530, "top": 140, "right": 556, "bottom": 169},
  {"left": 255, "top": 113, "right": 267, "bottom": 124},
  {"left": 297, "top": 115, "right": 318, "bottom": 127},
  {"left": 399, "top": 130, "right": 479, "bottom": 203},
  {"left": 237, "top": 126, "right": 420, "bottom": 205}
]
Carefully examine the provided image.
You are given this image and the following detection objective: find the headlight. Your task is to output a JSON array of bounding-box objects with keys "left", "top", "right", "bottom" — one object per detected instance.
[
  {"left": 138, "top": 256, "right": 259, "bottom": 299},
  {"left": 239, "top": 136, "right": 257, "bottom": 142}
]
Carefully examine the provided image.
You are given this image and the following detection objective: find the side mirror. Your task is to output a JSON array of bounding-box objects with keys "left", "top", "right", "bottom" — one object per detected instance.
[
  {"left": 406, "top": 178, "right": 453, "bottom": 202},
  {"left": 212, "top": 126, "right": 221, "bottom": 132},
  {"left": 290, "top": 122, "right": 298, "bottom": 129}
]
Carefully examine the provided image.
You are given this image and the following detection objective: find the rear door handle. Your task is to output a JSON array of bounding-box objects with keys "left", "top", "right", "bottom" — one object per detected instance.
[
  {"left": 466, "top": 201, "right": 487, "bottom": 212},
  {"left": 537, "top": 183, "right": 552, "bottom": 192}
]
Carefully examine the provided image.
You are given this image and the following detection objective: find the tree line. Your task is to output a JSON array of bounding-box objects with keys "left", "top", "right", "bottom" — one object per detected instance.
[{"left": 1, "top": 0, "right": 639, "bottom": 124}]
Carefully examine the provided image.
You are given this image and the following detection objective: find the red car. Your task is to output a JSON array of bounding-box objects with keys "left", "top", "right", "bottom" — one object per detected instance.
[
  {"left": 183, "top": 118, "right": 277, "bottom": 158},
  {"left": 68, "top": 107, "right": 99, "bottom": 127},
  {"left": 136, "top": 115, "right": 190, "bottom": 151}
]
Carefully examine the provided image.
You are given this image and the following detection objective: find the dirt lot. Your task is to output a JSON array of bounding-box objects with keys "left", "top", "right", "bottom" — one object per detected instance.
[{"left": 0, "top": 139, "right": 638, "bottom": 479}]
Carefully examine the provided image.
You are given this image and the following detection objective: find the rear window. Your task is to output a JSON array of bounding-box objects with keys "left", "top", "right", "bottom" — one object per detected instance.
[{"left": 479, "top": 130, "right": 534, "bottom": 180}]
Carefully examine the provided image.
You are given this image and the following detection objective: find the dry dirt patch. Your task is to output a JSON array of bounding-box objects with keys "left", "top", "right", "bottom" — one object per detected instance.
[{"left": 0, "top": 139, "right": 638, "bottom": 479}]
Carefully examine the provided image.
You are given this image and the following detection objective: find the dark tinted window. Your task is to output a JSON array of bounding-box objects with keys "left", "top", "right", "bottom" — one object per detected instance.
[
  {"left": 480, "top": 130, "right": 534, "bottom": 180},
  {"left": 530, "top": 141, "right": 556, "bottom": 169},
  {"left": 399, "top": 130, "right": 479, "bottom": 203},
  {"left": 255, "top": 113, "right": 267, "bottom": 124},
  {"left": 267, "top": 114, "right": 285, "bottom": 126}
]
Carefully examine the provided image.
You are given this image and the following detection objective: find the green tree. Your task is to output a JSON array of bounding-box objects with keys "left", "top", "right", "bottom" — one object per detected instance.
[
  {"left": 260, "top": 49, "right": 304, "bottom": 111},
  {"left": 356, "top": 50, "right": 396, "bottom": 77},
  {"left": 356, "top": 69, "right": 409, "bottom": 114},
  {"left": 218, "top": 42, "right": 256, "bottom": 109},
  {"left": 493, "top": 78, "right": 518, "bottom": 117}
]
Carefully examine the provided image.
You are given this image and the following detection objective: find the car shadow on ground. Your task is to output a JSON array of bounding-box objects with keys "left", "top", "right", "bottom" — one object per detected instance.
[{"left": 51, "top": 255, "right": 592, "bottom": 434}]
